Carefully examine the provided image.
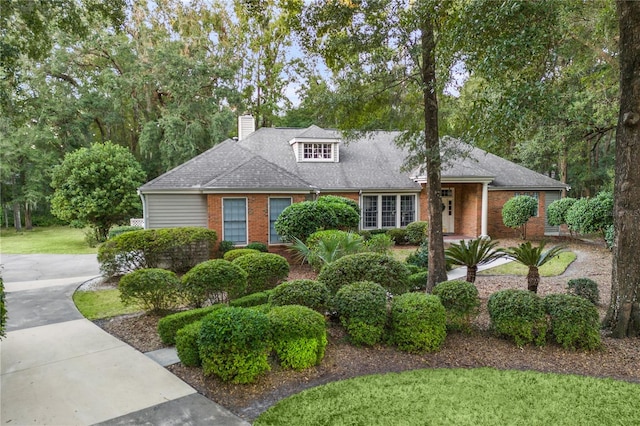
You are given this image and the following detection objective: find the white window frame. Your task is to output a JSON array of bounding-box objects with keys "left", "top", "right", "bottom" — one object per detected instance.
[
  {"left": 361, "top": 194, "right": 417, "bottom": 229},
  {"left": 269, "top": 197, "right": 292, "bottom": 244},
  {"left": 222, "top": 198, "right": 248, "bottom": 245},
  {"left": 302, "top": 142, "right": 334, "bottom": 161}
]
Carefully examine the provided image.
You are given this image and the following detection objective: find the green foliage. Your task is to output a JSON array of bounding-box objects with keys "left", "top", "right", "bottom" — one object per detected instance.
[
  {"left": 107, "top": 226, "right": 143, "bottom": 239},
  {"left": 0, "top": 277, "right": 6, "bottom": 339},
  {"left": 445, "top": 238, "right": 505, "bottom": 283},
  {"left": 501, "top": 195, "right": 538, "bottom": 238},
  {"left": 157, "top": 304, "right": 225, "bottom": 345},
  {"left": 118, "top": 268, "right": 181, "bottom": 313},
  {"left": 181, "top": 260, "right": 247, "bottom": 307},
  {"left": 433, "top": 280, "right": 480, "bottom": 332},
  {"left": 50, "top": 142, "right": 146, "bottom": 242},
  {"left": 246, "top": 242, "right": 269, "bottom": 252},
  {"left": 487, "top": 289, "right": 547, "bottom": 347},
  {"left": 363, "top": 233, "right": 395, "bottom": 254},
  {"left": 232, "top": 253, "right": 290, "bottom": 294},
  {"left": 604, "top": 224, "right": 614, "bottom": 249},
  {"left": 405, "top": 241, "right": 429, "bottom": 270},
  {"left": 389, "top": 293, "right": 446, "bottom": 353},
  {"left": 408, "top": 271, "right": 429, "bottom": 291},
  {"left": 333, "top": 281, "right": 388, "bottom": 346},
  {"left": 274, "top": 201, "right": 338, "bottom": 243},
  {"left": 504, "top": 241, "right": 566, "bottom": 293},
  {"left": 198, "top": 307, "right": 271, "bottom": 384},
  {"left": 267, "top": 305, "right": 328, "bottom": 370},
  {"left": 223, "top": 248, "right": 261, "bottom": 262},
  {"left": 218, "top": 240, "right": 235, "bottom": 256},
  {"left": 567, "top": 278, "right": 600, "bottom": 305},
  {"left": 318, "top": 252, "right": 411, "bottom": 295},
  {"left": 229, "top": 291, "right": 273, "bottom": 308},
  {"left": 385, "top": 228, "right": 408, "bottom": 245},
  {"left": 291, "top": 230, "right": 364, "bottom": 271},
  {"left": 98, "top": 227, "right": 217, "bottom": 278},
  {"left": 565, "top": 191, "right": 613, "bottom": 236},
  {"left": 546, "top": 197, "right": 577, "bottom": 227},
  {"left": 269, "top": 280, "right": 330, "bottom": 313},
  {"left": 175, "top": 321, "right": 203, "bottom": 367},
  {"left": 316, "top": 196, "right": 360, "bottom": 230},
  {"left": 404, "top": 221, "right": 429, "bottom": 245},
  {"left": 543, "top": 294, "right": 601, "bottom": 351}
]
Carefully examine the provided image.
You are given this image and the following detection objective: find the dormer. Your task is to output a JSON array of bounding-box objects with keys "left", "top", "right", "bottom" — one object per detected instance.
[{"left": 289, "top": 125, "right": 341, "bottom": 163}]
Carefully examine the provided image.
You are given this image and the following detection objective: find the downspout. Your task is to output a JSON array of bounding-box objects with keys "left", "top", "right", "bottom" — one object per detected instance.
[
  {"left": 138, "top": 190, "right": 148, "bottom": 229},
  {"left": 481, "top": 183, "right": 489, "bottom": 238}
]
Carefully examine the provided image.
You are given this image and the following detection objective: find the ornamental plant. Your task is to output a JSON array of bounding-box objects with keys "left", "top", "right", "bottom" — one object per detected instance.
[
  {"left": 567, "top": 278, "right": 600, "bottom": 305},
  {"left": 232, "top": 253, "right": 290, "bottom": 294},
  {"left": 223, "top": 248, "right": 261, "bottom": 262},
  {"left": 269, "top": 280, "right": 331, "bottom": 313},
  {"left": 118, "top": 268, "right": 181, "bottom": 313},
  {"left": 433, "top": 280, "right": 480, "bottom": 332},
  {"left": 389, "top": 292, "right": 446, "bottom": 353},
  {"left": 543, "top": 294, "right": 601, "bottom": 350},
  {"left": 445, "top": 237, "right": 505, "bottom": 283},
  {"left": 157, "top": 304, "right": 225, "bottom": 345},
  {"left": 181, "top": 259, "right": 247, "bottom": 306},
  {"left": 565, "top": 191, "right": 613, "bottom": 239},
  {"left": 290, "top": 230, "right": 364, "bottom": 271},
  {"left": 175, "top": 321, "right": 203, "bottom": 367},
  {"left": 333, "top": 281, "right": 388, "bottom": 346},
  {"left": 404, "top": 221, "right": 429, "bottom": 245},
  {"left": 546, "top": 197, "right": 577, "bottom": 227},
  {"left": 487, "top": 289, "right": 547, "bottom": 347},
  {"left": 501, "top": 195, "right": 538, "bottom": 239},
  {"left": 504, "top": 241, "right": 565, "bottom": 293}
]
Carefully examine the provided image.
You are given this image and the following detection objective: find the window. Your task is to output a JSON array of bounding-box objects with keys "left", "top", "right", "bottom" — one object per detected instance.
[
  {"left": 269, "top": 198, "right": 291, "bottom": 244},
  {"left": 362, "top": 194, "right": 417, "bottom": 229},
  {"left": 515, "top": 191, "right": 540, "bottom": 216},
  {"left": 223, "top": 198, "right": 247, "bottom": 245},
  {"left": 381, "top": 196, "right": 396, "bottom": 228},
  {"left": 400, "top": 195, "right": 415, "bottom": 226},
  {"left": 363, "top": 196, "right": 378, "bottom": 228},
  {"left": 303, "top": 143, "right": 333, "bottom": 160}
]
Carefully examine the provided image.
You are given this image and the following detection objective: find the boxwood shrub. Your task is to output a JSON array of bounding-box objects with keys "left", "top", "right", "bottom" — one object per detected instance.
[
  {"left": 433, "top": 280, "right": 480, "bottom": 332},
  {"left": 389, "top": 292, "right": 446, "bottom": 353},
  {"left": 157, "top": 304, "right": 225, "bottom": 345},
  {"left": 408, "top": 271, "right": 429, "bottom": 291},
  {"left": 487, "top": 289, "right": 547, "bottom": 347},
  {"left": 267, "top": 305, "right": 328, "bottom": 370},
  {"left": 317, "top": 252, "right": 411, "bottom": 295},
  {"left": 199, "top": 307, "right": 271, "bottom": 384},
  {"left": 232, "top": 253, "right": 290, "bottom": 294},
  {"left": 223, "top": 248, "right": 261, "bottom": 262},
  {"left": 405, "top": 221, "right": 428, "bottom": 245},
  {"left": 230, "top": 290, "right": 273, "bottom": 308},
  {"left": 269, "top": 280, "right": 330, "bottom": 313},
  {"left": 246, "top": 242, "right": 269, "bottom": 252},
  {"left": 118, "top": 268, "right": 181, "bottom": 313},
  {"left": 566, "top": 278, "right": 600, "bottom": 305},
  {"left": 333, "top": 281, "right": 388, "bottom": 346},
  {"left": 543, "top": 294, "right": 601, "bottom": 350},
  {"left": 181, "top": 259, "right": 247, "bottom": 307},
  {"left": 385, "top": 228, "right": 407, "bottom": 245},
  {"left": 175, "top": 320, "right": 202, "bottom": 367}
]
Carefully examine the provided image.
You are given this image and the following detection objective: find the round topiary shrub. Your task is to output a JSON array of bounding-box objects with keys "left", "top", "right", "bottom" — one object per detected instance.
[
  {"left": 333, "top": 281, "right": 388, "bottom": 346},
  {"left": 223, "top": 248, "right": 261, "bottom": 262},
  {"left": 405, "top": 221, "right": 429, "bottom": 245},
  {"left": 543, "top": 294, "right": 601, "bottom": 351},
  {"left": 181, "top": 259, "right": 248, "bottom": 307},
  {"left": 118, "top": 268, "right": 181, "bottom": 313},
  {"left": 274, "top": 201, "right": 338, "bottom": 243},
  {"left": 232, "top": 253, "right": 290, "bottom": 295},
  {"left": 502, "top": 195, "right": 538, "bottom": 238},
  {"left": 317, "top": 252, "right": 411, "bottom": 295},
  {"left": 175, "top": 320, "right": 202, "bottom": 367},
  {"left": 567, "top": 278, "right": 600, "bottom": 305},
  {"left": 433, "top": 280, "right": 480, "bottom": 332},
  {"left": 269, "top": 280, "right": 331, "bottom": 313},
  {"left": 198, "top": 307, "right": 271, "bottom": 384},
  {"left": 487, "top": 289, "right": 547, "bottom": 347},
  {"left": 267, "top": 305, "right": 328, "bottom": 370},
  {"left": 246, "top": 242, "right": 269, "bottom": 252},
  {"left": 389, "top": 292, "right": 446, "bottom": 353},
  {"left": 546, "top": 197, "right": 577, "bottom": 227},
  {"left": 408, "top": 271, "right": 429, "bottom": 291}
]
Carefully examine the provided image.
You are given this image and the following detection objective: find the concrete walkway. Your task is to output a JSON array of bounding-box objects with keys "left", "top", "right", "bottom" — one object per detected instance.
[
  {"left": 446, "top": 257, "right": 514, "bottom": 281},
  {"left": 0, "top": 255, "right": 249, "bottom": 425}
]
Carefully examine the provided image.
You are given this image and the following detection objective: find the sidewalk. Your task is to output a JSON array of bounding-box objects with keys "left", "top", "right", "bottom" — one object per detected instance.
[
  {"left": 446, "top": 257, "right": 514, "bottom": 281},
  {"left": 1, "top": 272, "right": 249, "bottom": 425}
]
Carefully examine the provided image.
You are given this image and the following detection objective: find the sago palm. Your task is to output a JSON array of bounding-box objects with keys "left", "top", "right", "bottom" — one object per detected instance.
[
  {"left": 505, "top": 241, "right": 566, "bottom": 293},
  {"left": 445, "top": 237, "right": 506, "bottom": 283}
]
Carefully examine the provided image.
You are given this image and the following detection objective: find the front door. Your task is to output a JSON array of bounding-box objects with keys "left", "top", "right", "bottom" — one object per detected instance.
[{"left": 441, "top": 188, "right": 455, "bottom": 233}]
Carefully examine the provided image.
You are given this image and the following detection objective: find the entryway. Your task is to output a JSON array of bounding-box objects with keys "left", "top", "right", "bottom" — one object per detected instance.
[{"left": 441, "top": 188, "right": 455, "bottom": 233}]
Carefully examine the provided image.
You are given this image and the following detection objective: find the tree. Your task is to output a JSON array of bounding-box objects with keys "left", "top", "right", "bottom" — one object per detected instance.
[
  {"left": 445, "top": 238, "right": 505, "bottom": 284},
  {"left": 564, "top": 191, "right": 613, "bottom": 239},
  {"left": 505, "top": 241, "right": 566, "bottom": 293},
  {"left": 501, "top": 195, "right": 538, "bottom": 239},
  {"left": 605, "top": 0, "right": 640, "bottom": 338},
  {"left": 50, "top": 142, "right": 146, "bottom": 242}
]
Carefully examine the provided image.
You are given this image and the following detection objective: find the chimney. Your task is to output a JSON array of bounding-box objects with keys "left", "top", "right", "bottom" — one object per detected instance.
[{"left": 238, "top": 115, "right": 255, "bottom": 141}]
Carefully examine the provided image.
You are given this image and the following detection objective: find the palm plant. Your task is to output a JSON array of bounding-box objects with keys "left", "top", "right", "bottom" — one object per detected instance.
[
  {"left": 505, "top": 241, "right": 566, "bottom": 293},
  {"left": 289, "top": 232, "right": 364, "bottom": 271},
  {"left": 445, "top": 237, "right": 506, "bottom": 283}
]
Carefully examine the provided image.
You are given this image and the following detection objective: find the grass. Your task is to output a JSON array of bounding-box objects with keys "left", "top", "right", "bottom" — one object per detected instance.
[
  {"left": 0, "top": 226, "right": 98, "bottom": 254},
  {"left": 73, "top": 289, "right": 142, "bottom": 320},
  {"left": 479, "top": 251, "right": 577, "bottom": 277},
  {"left": 255, "top": 367, "right": 640, "bottom": 425},
  {"left": 390, "top": 247, "right": 416, "bottom": 262}
]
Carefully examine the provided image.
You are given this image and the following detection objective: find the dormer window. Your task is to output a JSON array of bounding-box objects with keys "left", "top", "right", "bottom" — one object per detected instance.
[
  {"left": 303, "top": 143, "right": 333, "bottom": 160},
  {"left": 290, "top": 125, "right": 341, "bottom": 163}
]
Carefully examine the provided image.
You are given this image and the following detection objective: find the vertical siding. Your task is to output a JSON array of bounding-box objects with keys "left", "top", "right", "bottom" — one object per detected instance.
[
  {"left": 544, "top": 191, "right": 561, "bottom": 235},
  {"left": 145, "top": 194, "right": 208, "bottom": 229}
]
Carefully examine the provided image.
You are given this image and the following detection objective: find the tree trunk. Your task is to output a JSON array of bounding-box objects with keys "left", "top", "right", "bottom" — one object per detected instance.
[
  {"left": 527, "top": 266, "right": 540, "bottom": 293},
  {"left": 466, "top": 265, "right": 477, "bottom": 284},
  {"left": 421, "top": 16, "right": 447, "bottom": 292},
  {"left": 560, "top": 138, "right": 568, "bottom": 198},
  {"left": 12, "top": 202, "right": 22, "bottom": 232},
  {"left": 605, "top": 0, "right": 640, "bottom": 337},
  {"left": 25, "top": 203, "right": 33, "bottom": 231}
]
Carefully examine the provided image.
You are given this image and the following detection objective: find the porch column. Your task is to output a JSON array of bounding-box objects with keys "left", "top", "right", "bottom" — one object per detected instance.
[{"left": 481, "top": 182, "right": 489, "bottom": 237}]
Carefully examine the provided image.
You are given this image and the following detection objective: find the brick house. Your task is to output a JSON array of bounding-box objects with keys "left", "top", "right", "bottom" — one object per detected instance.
[{"left": 138, "top": 116, "right": 569, "bottom": 246}]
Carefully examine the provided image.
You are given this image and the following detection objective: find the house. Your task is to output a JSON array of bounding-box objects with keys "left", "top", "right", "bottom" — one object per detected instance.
[{"left": 138, "top": 116, "right": 569, "bottom": 246}]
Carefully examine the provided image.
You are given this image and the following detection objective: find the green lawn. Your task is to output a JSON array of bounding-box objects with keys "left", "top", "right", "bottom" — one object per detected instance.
[
  {"left": 0, "top": 226, "right": 98, "bottom": 254},
  {"left": 479, "top": 251, "right": 577, "bottom": 277},
  {"left": 73, "top": 289, "right": 142, "bottom": 320},
  {"left": 255, "top": 368, "right": 640, "bottom": 425}
]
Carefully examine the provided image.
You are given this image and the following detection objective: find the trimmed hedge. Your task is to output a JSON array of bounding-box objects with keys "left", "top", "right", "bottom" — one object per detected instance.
[
  {"left": 230, "top": 290, "right": 272, "bottom": 308},
  {"left": 317, "top": 252, "right": 411, "bottom": 295},
  {"left": 267, "top": 305, "right": 328, "bottom": 370},
  {"left": 544, "top": 294, "right": 601, "bottom": 350},
  {"left": 567, "top": 278, "right": 600, "bottom": 305},
  {"left": 269, "top": 280, "right": 331, "bottom": 313},
  {"left": 181, "top": 259, "right": 247, "bottom": 307},
  {"left": 546, "top": 197, "right": 577, "bottom": 227},
  {"left": 405, "top": 221, "right": 428, "bottom": 245},
  {"left": 232, "top": 253, "right": 290, "bottom": 294},
  {"left": 107, "top": 225, "right": 143, "bottom": 239},
  {"left": 157, "top": 304, "right": 225, "bottom": 345},
  {"left": 333, "top": 281, "right": 388, "bottom": 346},
  {"left": 433, "top": 280, "right": 480, "bottom": 331},
  {"left": 274, "top": 201, "right": 339, "bottom": 243},
  {"left": 223, "top": 248, "right": 261, "bottom": 262},
  {"left": 389, "top": 292, "right": 446, "bottom": 353},
  {"left": 119, "top": 268, "right": 181, "bottom": 313},
  {"left": 246, "top": 242, "right": 269, "bottom": 252},
  {"left": 408, "top": 271, "right": 429, "bottom": 291},
  {"left": 487, "top": 289, "right": 547, "bottom": 347},
  {"left": 175, "top": 321, "right": 202, "bottom": 367}
]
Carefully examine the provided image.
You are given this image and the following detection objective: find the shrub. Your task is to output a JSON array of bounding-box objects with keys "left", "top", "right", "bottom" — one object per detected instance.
[
  {"left": 0, "top": 277, "right": 6, "bottom": 340},
  {"left": 246, "top": 242, "right": 269, "bottom": 252},
  {"left": 198, "top": 307, "right": 271, "bottom": 384},
  {"left": 543, "top": 294, "right": 601, "bottom": 350},
  {"left": 433, "top": 280, "right": 480, "bottom": 331},
  {"left": 232, "top": 253, "right": 289, "bottom": 294},
  {"left": 405, "top": 221, "right": 429, "bottom": 245},
  {"left": 157, "top": 304, "right": 226, "bottom": 345},
  {"left": 565, "top": 191, "right": 613, "bottom": 237},
  {"left": 118, "top": 268, "right": 181, "bottom": 313},
  {"left": 223, "top": 248, "right": 261, "bottom": 262},
  {"left": 333, "top": 281, "right": 388, "bottom": 346},
  {"left": 405, "top": 241, "right": 429, "bottom": 270},
  {"left": 605, "top": 224, "right": 614, "bottom": 249},
  {"left": 363, "top": 233, "right": 395, "bottom": 254},
  {"left": 108, "top": 225, "right": 143, "bottom": 239},
  {"left": 218, "top": 240, "right": 235, "bottom": 256},
  {"left": 230, "top": 290, "right": 272, "bottom": 308},
  {"left": 181, "top": 260, "right": 247, "bottom": 307},
  {"left": 408, "top": 271, "right": 429, "bottom": 291},
  {"left": 269, "top": 280, "right": 330, "bottom": 313},
  {"left": 316, "top": 196, "right": 360, "bottom": 231},
  {"left": 389, "top": 292, "right": 446, "bottom": 353},
  {"left": 487, "top": 289, "right": 547, "bottom": 347},
  {"left": 274, "top": 201, "right": 338, "bottom": 243},
  {"left": 293, "top": 230, "right": 364, "bottom": 271},
  {"left": 546, "top": 197, "right": 577, "bottom": 227},
  {"left": 175, "top": 321, "right": 203, "bottom": 367},
  {"left": 567, "top": 278, "right": 600, "bottom": 305},
  {"left": 318, "top": 252, "right": 411, "bottom": 295},
  {"left": 267, "top": 305, "right": 328, "bottom": 370},
  {"left": 386, "top": 228, "right": 407, "bottom": 245},
  {"left": 502, "top": 195, "right": 538, "bottom": 239}
]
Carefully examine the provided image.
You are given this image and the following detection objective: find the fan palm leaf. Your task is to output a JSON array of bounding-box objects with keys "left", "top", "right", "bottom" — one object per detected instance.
[{"left": 445, "top": 237, "right": 506, "bottom": 283}]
